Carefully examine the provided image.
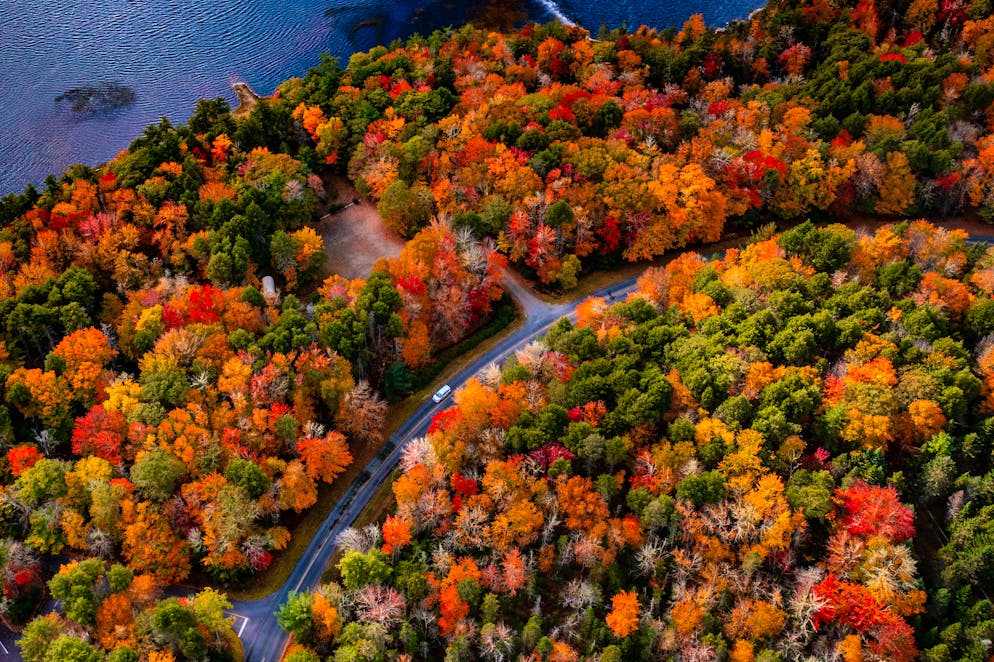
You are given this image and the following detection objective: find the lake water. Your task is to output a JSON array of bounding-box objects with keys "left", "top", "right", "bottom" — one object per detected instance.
[{"left": 0, "top": 0, "right": 761, "bottom": 196}]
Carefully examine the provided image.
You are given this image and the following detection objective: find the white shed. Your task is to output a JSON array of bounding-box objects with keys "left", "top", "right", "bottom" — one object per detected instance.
[{"left": 261, "top": 275, "right": 279, "bottom": 303}]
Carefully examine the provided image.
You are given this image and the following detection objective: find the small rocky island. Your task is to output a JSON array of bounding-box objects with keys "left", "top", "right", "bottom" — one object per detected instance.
[{"left": 56, "top": 82, "right": 136, "bottom": 113}]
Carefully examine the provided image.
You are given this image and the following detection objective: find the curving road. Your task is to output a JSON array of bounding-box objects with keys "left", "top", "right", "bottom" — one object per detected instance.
[{"left": 235, "top": 271, "right": 640, "bottom": 661}]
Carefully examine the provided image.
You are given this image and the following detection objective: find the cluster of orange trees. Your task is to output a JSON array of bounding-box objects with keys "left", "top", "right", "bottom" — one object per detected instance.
[
  {"left": 1, "top": 0, "right": 994, "bottom": 655},
  {"left": 0, "top": 31, "right": 504, "bottom": 662},
  {"left": 276, "top": 0, "right": 994, "bottom": 288},
  {"left": 279, "top": 222, "right": 994, "bottom": 661}
]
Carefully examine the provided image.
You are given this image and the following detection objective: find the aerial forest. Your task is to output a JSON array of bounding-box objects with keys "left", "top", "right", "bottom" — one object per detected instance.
[
  {"left": 283, "top": 222, "right": 994, "bottom": 661},
  {"left": 0, "top": 0, "right": 992, "bottom": 656}
]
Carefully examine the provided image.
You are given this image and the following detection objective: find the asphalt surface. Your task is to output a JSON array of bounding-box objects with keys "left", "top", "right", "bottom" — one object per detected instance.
[{"left": 0, "top": 631, "right": 15, "bottom": 658}]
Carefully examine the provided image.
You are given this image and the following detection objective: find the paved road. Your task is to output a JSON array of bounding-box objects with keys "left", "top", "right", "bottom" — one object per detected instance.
[
  {"left": 236, "top": 272, "right": 640, "bottom": 661},
  {"left": 0, "top": 631, "right": 15, "bottom": 658},
  {"left": 501, "top": 268, "right": 567, "bottom": 319}
]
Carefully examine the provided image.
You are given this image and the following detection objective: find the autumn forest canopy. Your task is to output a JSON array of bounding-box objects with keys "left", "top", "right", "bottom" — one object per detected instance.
[
  {"left": 284, "top": 221, "right": 994, "bottom": 661},
  {"left": 1, "top": 0, "right": 994, "bottom": 658}
]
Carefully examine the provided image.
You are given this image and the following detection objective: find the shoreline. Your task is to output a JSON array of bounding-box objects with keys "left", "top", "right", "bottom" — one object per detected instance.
[
  {"left": 231, "top": 81, "right": 264, "bottom": 118},
  {"left": 1, "top": 4, "right": 758, "bottom": 196}
]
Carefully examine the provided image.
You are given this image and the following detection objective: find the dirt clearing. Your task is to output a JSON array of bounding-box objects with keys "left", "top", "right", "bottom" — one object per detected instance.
[{"left": 315, "top": 176, "right": 404, "bottom": 280}]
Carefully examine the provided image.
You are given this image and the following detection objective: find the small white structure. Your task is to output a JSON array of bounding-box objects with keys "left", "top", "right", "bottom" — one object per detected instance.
[{"left": 261, "top": 275, "right": 279, "bottom": 304}]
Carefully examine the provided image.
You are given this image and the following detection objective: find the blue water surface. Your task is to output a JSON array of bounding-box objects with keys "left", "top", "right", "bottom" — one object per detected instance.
[{"left": 0, "top": 0, "right": 762, "bottom": 196}]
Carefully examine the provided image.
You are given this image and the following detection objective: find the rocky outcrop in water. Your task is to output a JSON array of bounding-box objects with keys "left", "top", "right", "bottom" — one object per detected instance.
[{"left": 56, "top": 82, "right": 136, "bottom": 113}]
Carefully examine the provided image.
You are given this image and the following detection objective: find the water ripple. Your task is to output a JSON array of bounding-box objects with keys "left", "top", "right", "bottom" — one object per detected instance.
[{"left": 0, "top": 0, "right": 763, "bottom": 195}]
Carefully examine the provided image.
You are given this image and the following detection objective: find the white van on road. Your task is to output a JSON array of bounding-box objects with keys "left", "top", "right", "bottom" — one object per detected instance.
[{"left": 432, "top": 384, "right": 452, "bottom": 403}]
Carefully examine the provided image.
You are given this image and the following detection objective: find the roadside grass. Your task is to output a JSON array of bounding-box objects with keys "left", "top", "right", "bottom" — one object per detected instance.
[
  {"left": 224, "top": 294, "right": 520, "bottom": 600},
  {"left": 320, "top": 469, "right": 400, "bottom": 585},
  {"left": 526, "top": 230, "right": 754, "bottom": 305},
  {"left": 223, "top": 625, "right": 245, "bottom": 662},
  {"left": 223, "top": 472, "right": 356, "bottom": 601},
  {"left": 407, "top": 295, "right": 517, "bottom": 399},
  {"left": 374, "top": 293, "right": 521, "bottom": 443}
]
